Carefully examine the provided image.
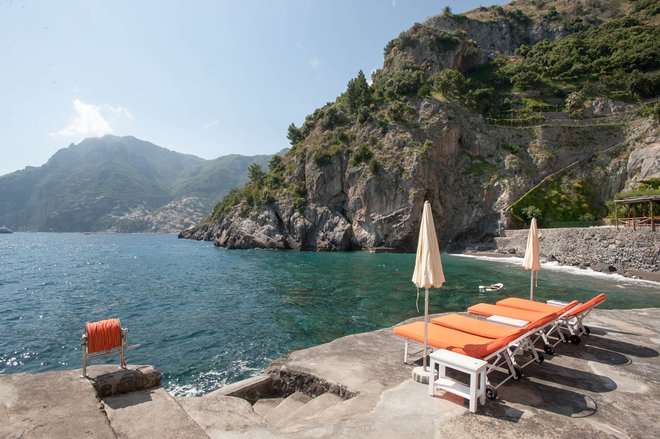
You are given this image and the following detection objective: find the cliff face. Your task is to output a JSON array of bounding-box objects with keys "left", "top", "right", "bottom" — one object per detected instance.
[
  {"left": 181, "top": 0, "right": 660, "bottom": 250},
  {"left": 181, "top": 108, "right": 658, "bottom": 250}
]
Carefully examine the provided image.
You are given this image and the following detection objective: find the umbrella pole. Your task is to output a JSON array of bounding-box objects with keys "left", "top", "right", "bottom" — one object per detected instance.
[
  {"left": 530, "top": 270, "right": 535, "bottom": 301},
  {"left": 423, "top": 287, "right": 429, "bottom": 371}
]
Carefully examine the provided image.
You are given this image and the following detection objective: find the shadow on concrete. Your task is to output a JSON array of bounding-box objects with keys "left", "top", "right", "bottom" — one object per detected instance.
[
  {"left": 530, "top": 362, "right": 617, "bottom": 393},
  {"left": 553, "top": 334, "right": 658, "bottom": 366},
  {"left": 497, "top": 378, "right": 598, "bottom": 419},
  {"left": 586, "top": 326, "right": 641, "bottom": 337},
  {"left": 103, "top": 389, "right": 154, "bottom": 409},
  {"left": 554, "top": 343, "right": 632, "bottom": 366},
  {"left": 583, "top": 334, "right": 659, "bottom": 358},
  {"left": 474, "top": 399, "right": 525, "bottom": 422}
]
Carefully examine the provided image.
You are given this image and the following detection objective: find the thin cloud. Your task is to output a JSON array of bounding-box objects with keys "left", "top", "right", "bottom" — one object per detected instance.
[
  {"left": 309, "top": 57, "right": 322, "bottom": 69},
  {"left": 204, "top": 119, "right": 219, "bottom": 130},
  {"left": 296, "top": 42, "right": 304, "bottom": 50},
  {"left": 103, "top": 104, "right": 133, "bottom": 119},
  {"left": 392, "top": 0, "right": 397, "bottom": 7},
  {"left": 50, "top": 99, "right": 113, "bottom": 138}
]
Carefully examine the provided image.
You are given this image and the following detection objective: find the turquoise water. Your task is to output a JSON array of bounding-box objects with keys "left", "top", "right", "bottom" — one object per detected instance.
[{"left": 1, "top": 233, "right": 658, "bottom": 395}]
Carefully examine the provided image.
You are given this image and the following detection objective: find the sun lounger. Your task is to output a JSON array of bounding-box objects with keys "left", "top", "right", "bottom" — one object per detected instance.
[
  {"left": 432, "top": 312, "right": 546, "bottom": 362},
  {"left": 433, "top": 313, "right": 541, "bottom": 348},
  {"left": 496, "top": 293, "right": 606, "bottom": 343},
  {"left": 393, "top": 318, "right": 545, "bottom": 400},
  {"left": 466, "top": 300, "right": 579, "bottom": 355}
]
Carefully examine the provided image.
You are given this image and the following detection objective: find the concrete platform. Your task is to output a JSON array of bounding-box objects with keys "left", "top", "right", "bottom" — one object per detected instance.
[
  {"left": 271, "top": 308, "right": 660, "bottom": 438},
  {"left": 1, "top": 308, "right": 659, "bottom": 438},
  {"left": 0, "top": 368, "right": 116, "bottom": 439}
]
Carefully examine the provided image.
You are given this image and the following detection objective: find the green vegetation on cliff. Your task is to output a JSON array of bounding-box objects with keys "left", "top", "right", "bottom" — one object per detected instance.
[{"left": 205, "top": 0, "right": 659, "bottom": 241}]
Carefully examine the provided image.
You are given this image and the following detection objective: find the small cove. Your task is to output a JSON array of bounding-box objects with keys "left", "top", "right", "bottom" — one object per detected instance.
[{"left": 1, "top": 233, "right": 658, "bottom": 395}]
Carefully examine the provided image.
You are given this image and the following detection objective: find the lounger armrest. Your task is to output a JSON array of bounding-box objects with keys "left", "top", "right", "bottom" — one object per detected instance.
[{"left": 546, "top": 300, "right": 569, "bottom": 307}]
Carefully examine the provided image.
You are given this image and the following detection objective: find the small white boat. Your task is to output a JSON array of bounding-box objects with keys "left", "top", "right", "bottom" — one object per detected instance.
[{"left": 479, "top": 283, "right": 504, "bottom": 293}]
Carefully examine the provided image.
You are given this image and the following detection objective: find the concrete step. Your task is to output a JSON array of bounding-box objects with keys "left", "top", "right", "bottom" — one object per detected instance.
[
  {"left": 177, "top": 392, "right": 269, "bottom": 435},
  {"left": 273, "top": 392, "right": 344, "bottom": 430},
  {"left": 103, "top": 387, "right": 209, "bottom": 439},
  {"left": 280, "top": 395, "right": 366, "bottom": 433},
  {"left": 253, "top": 397, "right": 284, "bottom": 419},
  {"left": 263, "top": 391, "right": 311, "bottom": 426}
]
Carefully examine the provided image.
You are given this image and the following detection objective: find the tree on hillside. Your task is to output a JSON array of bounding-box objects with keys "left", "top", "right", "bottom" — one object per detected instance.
[
  {"left": 345, "top": 70, "right": 371, "bottom": 112},
  {"left": 248, "top": 163, "right": 264, "bottom": 184},
  {"left": 268, "top": 155, "right": 284, "bottom": 173},
  {"left": 287, "top": 123, "right": 303, "bottom": 145},
  {"left": 432, "top": 69, "right": 466, "bottom": 101}
]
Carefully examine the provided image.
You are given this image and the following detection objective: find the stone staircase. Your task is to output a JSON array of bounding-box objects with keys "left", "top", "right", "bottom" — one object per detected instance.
[
  {"left": 177, "top": 390, "right": 349, "bottom": 437},
  {"left": 86, "top": 365, "right": 355, "bottom": 438}
]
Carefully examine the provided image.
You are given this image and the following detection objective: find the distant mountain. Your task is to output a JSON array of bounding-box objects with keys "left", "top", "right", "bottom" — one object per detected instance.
[{"left": 0, "top": 135, "right": 285, "bottom": 232}]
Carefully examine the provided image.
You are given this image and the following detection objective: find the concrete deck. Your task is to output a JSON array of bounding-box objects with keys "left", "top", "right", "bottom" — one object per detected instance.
[{"left": 1, "top": 308, "right": 659, "bottom": 438}]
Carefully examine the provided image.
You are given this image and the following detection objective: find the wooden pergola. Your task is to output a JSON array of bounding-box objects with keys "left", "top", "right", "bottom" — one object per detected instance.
[{"left": 614, "top": 195, "right": 660, "bottom": 231}]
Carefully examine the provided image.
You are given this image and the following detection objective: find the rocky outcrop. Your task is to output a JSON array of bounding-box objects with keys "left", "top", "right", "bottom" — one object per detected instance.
[
  {"left": 182, "top": 108, "right": 659, "bottom": 251},
  {"left": 492, "top": 227, "right": 660, "bottom": 275}
]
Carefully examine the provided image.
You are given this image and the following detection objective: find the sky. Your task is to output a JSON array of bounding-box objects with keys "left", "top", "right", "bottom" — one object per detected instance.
[{"left": 0, "top": 0, "right": 506, "bottom": 176}]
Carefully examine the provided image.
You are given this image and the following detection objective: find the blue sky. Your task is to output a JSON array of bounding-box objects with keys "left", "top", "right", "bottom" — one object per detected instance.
[{"left": 0, "top": 0, "right": 505, "bottom": 176}]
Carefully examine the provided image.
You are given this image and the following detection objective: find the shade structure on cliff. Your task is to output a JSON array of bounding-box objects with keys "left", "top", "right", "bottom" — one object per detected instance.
[
  {"left": 522, "top": 217, "right": 542, "bottom": 300},
  {"left": 412, "top": 200, "right": 445, "bottom": 371}
]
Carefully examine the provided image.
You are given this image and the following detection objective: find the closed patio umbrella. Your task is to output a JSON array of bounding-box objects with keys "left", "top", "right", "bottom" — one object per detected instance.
[
  {"left": 522, "top": 217, "right": 542, "bottom": 300},
  {"left": 412, "top": 201, "right": 445, "bottom": 371}
]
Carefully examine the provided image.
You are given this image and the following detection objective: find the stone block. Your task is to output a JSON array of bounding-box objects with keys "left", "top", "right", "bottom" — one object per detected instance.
[{"left": 88, "top": 365, "right": 161, "bottom": 397}]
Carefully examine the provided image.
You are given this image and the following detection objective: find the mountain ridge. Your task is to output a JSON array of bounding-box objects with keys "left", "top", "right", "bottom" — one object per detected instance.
[{"left": 0, "top": 135, "right": 286, "bottom": 232}]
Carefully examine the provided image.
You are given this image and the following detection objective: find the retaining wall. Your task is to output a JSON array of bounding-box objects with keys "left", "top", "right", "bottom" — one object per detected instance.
[{"left": 493, "top": 226, "right": 659, "bottom": 275}]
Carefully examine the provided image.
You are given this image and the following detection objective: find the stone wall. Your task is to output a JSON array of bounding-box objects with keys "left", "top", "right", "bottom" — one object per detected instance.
[{"left": 493, "top": 226, "right": 659, "bottom": 275}]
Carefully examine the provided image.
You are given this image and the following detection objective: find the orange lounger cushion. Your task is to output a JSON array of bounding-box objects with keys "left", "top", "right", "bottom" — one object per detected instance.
[
  {"left": 468, "top": 300, "right": 579, "bottom": 326},
  {"left": 392, "top": 321, "right": 510, "bottom": 358},
  {"left": 496, "top": 297, "right": 568, "bottom": 314},
  {"left": 431, "top": 314, "right": 525, "bottom": 343},
  {"left": 566, "top": 293, "right": 607, "bottom": 317}
]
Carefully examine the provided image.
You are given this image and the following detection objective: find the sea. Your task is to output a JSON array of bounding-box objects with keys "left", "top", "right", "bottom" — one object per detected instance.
[{"left": 1, "top": 233, "right": 658, "bottom": 396}]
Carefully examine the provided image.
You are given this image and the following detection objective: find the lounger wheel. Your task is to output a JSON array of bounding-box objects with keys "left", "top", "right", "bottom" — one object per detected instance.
[
  {"left": 535, "top": 353, "right": 544, "bottom": 364},
  {"left": 485, "top": 386, "right": 498, "bottom": 400},
  {"left": 511, "top": 365, "right": 524, "bottom": 380},
  {"left": 583, "top": 326, "right": 591, "bottom": 335},
  {"left": 569, "top": 335, "right": 581, "bottom": 345},
  {"left": 543, "top": 345, "right": 555, "bottom": 355}
]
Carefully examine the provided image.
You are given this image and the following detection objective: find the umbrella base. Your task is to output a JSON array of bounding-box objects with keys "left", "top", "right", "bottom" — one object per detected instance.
[{"left": 412, "top": 366, "right": 437, "bottom": 384}]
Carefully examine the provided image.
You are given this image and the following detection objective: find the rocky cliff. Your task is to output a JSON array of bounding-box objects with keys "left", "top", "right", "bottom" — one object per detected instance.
[{"left": 181, "top": 0, "right": 659, "bottom": 251}]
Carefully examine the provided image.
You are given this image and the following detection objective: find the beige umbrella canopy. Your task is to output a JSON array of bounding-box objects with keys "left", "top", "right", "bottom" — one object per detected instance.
[
  {"left": 412, "top": 201, "right": 445, "bottom": 371},
  {"left": 522, "top": 217, "right": 542, "bottom": 300}
]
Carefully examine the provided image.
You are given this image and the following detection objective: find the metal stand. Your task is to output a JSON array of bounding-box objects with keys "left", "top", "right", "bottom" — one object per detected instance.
[{"left": 82, "top": 327, "right": 128, "bottom": 377}]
